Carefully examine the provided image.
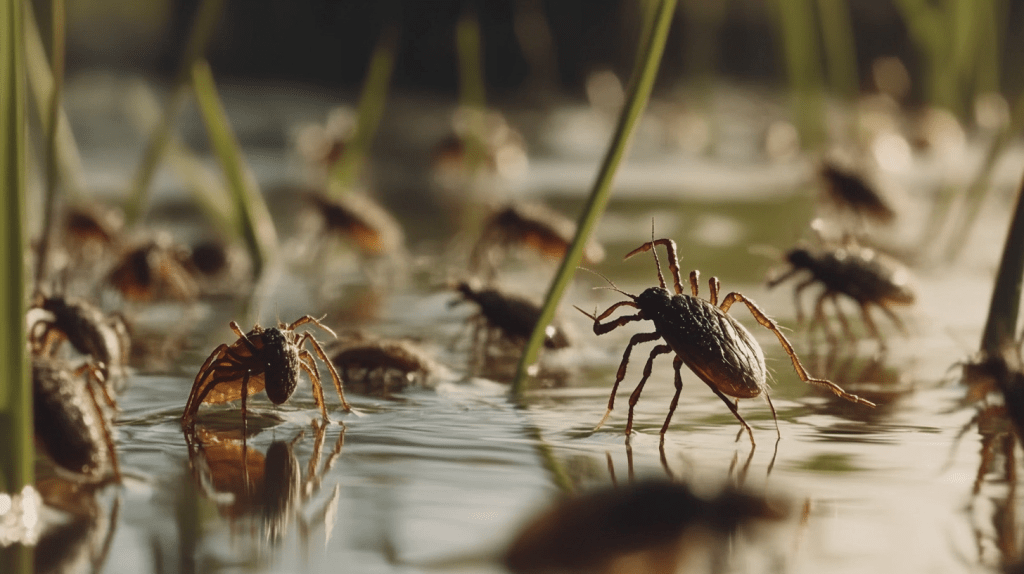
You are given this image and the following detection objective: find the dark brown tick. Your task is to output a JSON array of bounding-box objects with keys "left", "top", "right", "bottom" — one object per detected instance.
[
  {"left": 180, "top": 316, "right": 351, "bottom": 430},
  {"left": 820, "top": 161, "right": 895, "bottom": 223},
  {"left": 578, "top": 237, "right": 874, "bottom": 444},
  {"left": 329, "top": 334, "right": 442, "bottom": 396},
  {"left": 33, "top": 357, "right": 120, "bottom": 483},
  {"left": 469, "top": 203, "right": 605, "bottom": 278},
  {"left": 107, "top": 235, "right": 199, "bottom": 302},
  {"left": 453, "top": 280, "right": 570, "bottom": 350},
  {"left": 27, "top": 293, "right": 131, "bottom": 392},
  {"left": 304, "top": 191, "right": 404, "bottom": 256},
  {"left": 767, "top": 243, "right": 915, "bottom": 342}
]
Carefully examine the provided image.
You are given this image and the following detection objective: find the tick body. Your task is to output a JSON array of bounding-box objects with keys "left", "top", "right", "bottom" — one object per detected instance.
[
  {"left": 767, "top": 244, "right": 914, "bottom": 341},
  {"left": 820, "top": 162, "right": 895, "bottom": 223},
  {"left": 469, "top": 203, "right": 605, "bottom": 278},
  {"left": 305, "top": 191, "right": 404, "bottom": 256},
  {"left": 580, "top": 237, "right": 874, "bottom": 444},
  {"left": 180, "top": 316, "right": 351, "bottom": 429},
  {"left": 28, "top": 294, "right": 131, "bottom": 392},
  {"left": 329, "top": 335, "right": 442, "bottom": 396},
  {"left": 454, "top": 281, "right": 570, "bottom": 350},
  {"left": 33, "top": 357, "right": 120, "bottom": 482},
  {"left": 107, "top": 236, "right": 199, "bottom": 302}
]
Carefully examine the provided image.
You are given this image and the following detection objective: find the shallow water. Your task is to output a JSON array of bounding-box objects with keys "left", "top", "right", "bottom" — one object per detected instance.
[{"left": 22, "top": 78, "right": 1024, "bottom": 573}]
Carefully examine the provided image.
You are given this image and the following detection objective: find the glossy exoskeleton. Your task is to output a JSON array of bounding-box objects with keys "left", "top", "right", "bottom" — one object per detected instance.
[
  {"left": 504, "top": 480, "right": 786, "bottom": 574},
  {"left": 453, "top": 281, "right": 570, "bottom": 350},
  {"left": 469, "top": 203, "right": 605, "bottom": 278},
  {"left": 33, "top": 357, "right": 120, "bottom": 482},
  {"left": 180, "top": 316, "right": 351, "bottom": 429},
  {"left": 329, "top": 334, "right": 442, "bottom": 396},
  {"left": 767, "top": 243, "right": 915, "bottom": 341},
  {"left": 579, "top": 238, "right": 874, "bottom": 444},
  {"left": 28, "top": 293, "right": 131, "bottom": 391}
]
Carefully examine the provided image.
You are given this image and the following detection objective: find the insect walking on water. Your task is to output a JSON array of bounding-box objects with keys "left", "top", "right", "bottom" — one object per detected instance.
[
  {"left": 766, "top": 243, "right": 915, "bottom": 343},
  {"left": 180, "top": 316, "right": 351, "bottom": 430},
  {"left": 578, "top": 237, "right": 874, "bottom": 444}
]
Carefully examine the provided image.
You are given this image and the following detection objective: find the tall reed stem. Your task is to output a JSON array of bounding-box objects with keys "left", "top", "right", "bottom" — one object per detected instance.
[
  {"left": 511, "top": 0, "right": 678, "bottom": 395},
  {"left": 32, "top": 0, "right": 64, "bottom": 291},
  {"left": 123, "top": 0, "right": 225, "bottom": 226},
  {"left": 0, "top": 0, "right": 34, "bottom": 497},
  {"left": 980, "top": 173, "right": 1024, "bottom": 357}
]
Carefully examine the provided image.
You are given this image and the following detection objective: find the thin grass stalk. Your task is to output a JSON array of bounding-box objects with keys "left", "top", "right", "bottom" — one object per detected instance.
[
  {"left": 328, "top": 23, "right": 399, "bottom": 196},
  {"left": 511, "top": 0, "right": 678, "bottom": 396},
  {"left": 33, "top": 0, "right": 64, "bottom": 291},
  {"left": 943, "top": 89, "right": 1024, "bottom": 260},
  {"left": 123, "top": 0, "right": 225, "bottom": 226},
  {"left": 774, "top": 0, "right": 826, "bottom": 149},
  {"left": 815, "top": 0, "right": 858, "bottom": 100},
  {"left": 23, "top": 2, "right": 83, "bottom": 196},
  {"left": 0, "top": 0, "right": 33, "bottom": 497},
  {"left": 980, "top": 173, "right": 1024, "bottom": 357},
  {"left": 191, "top": 60, "right": 278, "bottom": 277},
  {"left": 124, "top": 81, "right": 236, "bottom": 239},
  {"left": 456, "top": 4, "right": 487, "bottom": 174}
]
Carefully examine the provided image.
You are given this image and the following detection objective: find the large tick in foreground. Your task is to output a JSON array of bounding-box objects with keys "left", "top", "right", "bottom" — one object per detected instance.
[
  {"left": 578, "top": 238, "right": 874, "bottom": 444},
  {"left": 180, "top": 316, "right": 350, "bottom": 429}
]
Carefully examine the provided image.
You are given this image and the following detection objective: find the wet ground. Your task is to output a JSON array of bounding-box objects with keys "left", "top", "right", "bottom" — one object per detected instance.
[{"left": 24, "top": 76, "right": 1024, "bottom": 573}]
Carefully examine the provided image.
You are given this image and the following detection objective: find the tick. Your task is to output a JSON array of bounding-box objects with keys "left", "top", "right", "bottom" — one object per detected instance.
[
  {"left": 329, "top": 334, "right": 442, "bottom": 397},
  {"left": 453, "top": 280, "right": 570, "bottom": 351},
  {"left": 33, "top": 356, "right": 120, "bottom": 483},
  {"left": 578, "top": 237, "right": 874, "bottom": 444},
  {"left": 767, "top": 243, "right": 915, "bottom": 342},
  {"left": 180, "top": 316, "right": 350, "bottom": 430}
]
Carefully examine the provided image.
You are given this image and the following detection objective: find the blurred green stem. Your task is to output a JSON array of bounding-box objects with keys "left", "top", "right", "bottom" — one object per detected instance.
[
  {"left": 191, "top": 60, "right": 278, "bottom": 277},
  {"left": 511, "top": 0, "right": 678, "bottom": 395},
  {"left": 123, "top": 0, "right": 225, "bottom": 226},
  {"left": 981, "top": 173, "right": 1024, "bottom": 357},
  {"left": 815, "top": 0, "right": 858, "bottom": 100},
  {"left": 23, "top": 2, "right": 84, "bottom": 197},
  {"left": 774, "top": 0, "right": 826, "bottom": 149},
  {"left": 456, "top": 3, "right": 487, "bottom": 175},
  {"left": 33, "top": 0, "right": 64, "bottom": 291},
  {"left": 0, "top": 0, "right": 34, "bottom": 496},
  {"left": 328, "top": 24, "right": 399, "bottom": 196}
]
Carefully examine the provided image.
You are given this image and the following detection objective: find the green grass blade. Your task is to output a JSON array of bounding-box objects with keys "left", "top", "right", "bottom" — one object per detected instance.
[
  {"left": 191, "top": 60, "right": 278, "bottom": 277},
  {"left": 0, "top": 0, "right": 34, "bottom": 497},
  {"left": 511, "top": 0, "right": 678, "bottom": 395},
  {"left": 773, "top": 0, "right": 826, "bottom": 149},
  {"left": 23, "top": 1, "right": 84, "bottom": 197},
  {"left": 123, "top": 0, "right": 225, "bottom": 226},
  {"left": 456, "top": 6, "right": 487, "bottom": 174},
  {"left": 328, "top": 23, "right": 399, "bottom": 196},
  {"left": 33, "top": 0, "right": 64, "bottom": 291},
  {"left": 816, "top": 0, "right": 858, "bottom": 100},
  {"left": 981, "top": 173, "right": 1024, "bottom": 356}
]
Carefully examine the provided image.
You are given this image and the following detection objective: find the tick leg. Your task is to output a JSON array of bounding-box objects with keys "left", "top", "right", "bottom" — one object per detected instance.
[
  {"left": 575, "top": 306, "right": 645, "bottom": 336},
  {"left": 182, "top": 345, "right": 231, "bottom": 426},
  {"left": 240, "top": 370, "right": 250, "bottom": 439},
  {"left": 765, "top": 390, "right": 780, "bottom": 439},
  {"left": 229, "top": 322, "right": 261, "bottom": 354},
  {"left": 624, "top": 344, "right": 672, "bottom": 435},
  {"left": 719, "top": 292, "right": 876, "bottom": 407},
  {"left": 811, "top": 291, "right": 836, "bottom": 344},
  {"left": 879, "top": 303, "right": 908, "bottom": 334},
  {"left": 594, "top": 332, "right": 661, "bottom": 431},
  {"left": 82, "top": 377, "right": 121, "bottom": 481},
  {"left": 708, "top": 277, "right": 720, "bottom": 306},
  {"left": 792, "top": 276, "right": 817, "bottom": 324},
  {"left": 593, "top": 300, "right": 640, "bottom": 321},
  {"left": 301, "top": 333, "right": 352, "bottom": 411},
  {"left": 857, "top": 302, "right": 882, "bottom": 341},
  {"left": 625, "top": 239, "right": 684, "bottom": 295},
  {"left": 704, "top": 381, "right": 754, "bottom": 446},
  {"left": 829, "top": 293, "right": 855, "bottom": 340},
  {"left": 689, "top": 270, "right": 700, "bottom": 297},
  {"left": 659, "top": 355, "right": 685, "bottom": 435},
  {"left": 300, "top": 353, "right": 330, "bottom": 420},
  {"left": 288, "top": 315, "right": 338, "bottom": 339}
]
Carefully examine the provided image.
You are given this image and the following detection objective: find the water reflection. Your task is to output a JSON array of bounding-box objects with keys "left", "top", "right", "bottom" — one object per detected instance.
[
  {"left": 182, "top": 420, "right": 344, "bottom": 544},
  {"left": 34, "top": 478, "right": 119, "bottom": 574}
]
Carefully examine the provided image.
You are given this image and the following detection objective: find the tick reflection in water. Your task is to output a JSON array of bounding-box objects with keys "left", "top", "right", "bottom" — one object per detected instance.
[{"left": 183, "top": 419, "right": 345, "bottom": 542}]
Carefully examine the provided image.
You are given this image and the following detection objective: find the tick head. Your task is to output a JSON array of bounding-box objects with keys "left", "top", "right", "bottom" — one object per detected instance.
[
  {"left": 636, "top": 286, "right": 671, "bottom": 313},
  {"left": 786, "top": 248, "right": 813, "bottom": 269}
]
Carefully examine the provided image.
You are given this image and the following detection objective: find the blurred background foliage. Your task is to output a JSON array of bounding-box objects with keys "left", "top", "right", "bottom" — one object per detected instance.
[{"left": 30, "top": 0, "right": 1024, "bottom": 114}]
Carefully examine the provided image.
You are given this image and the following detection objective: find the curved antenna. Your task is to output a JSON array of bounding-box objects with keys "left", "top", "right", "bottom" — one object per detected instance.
[
  {"left": 650, "top": 219, "right": 666, "bottom": 290},
  {"left": 577, "top": 266, "right": 636, "bottom": 299}
]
